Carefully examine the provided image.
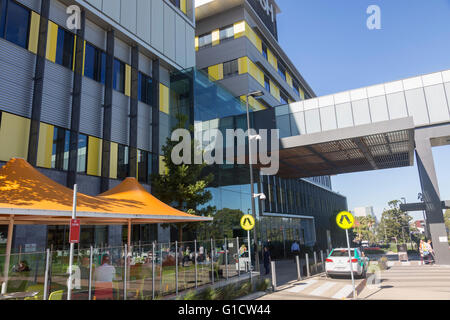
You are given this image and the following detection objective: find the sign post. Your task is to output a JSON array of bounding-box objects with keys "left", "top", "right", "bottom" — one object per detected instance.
[
  {"left": 240, "top": 214, "right": 255, "bottom": 281},
  {"left": 336, "top": 211, "right": 356, "bottom": 299},
  {"left": 67, "top": 184, "right": 78, "bottom": 300}
]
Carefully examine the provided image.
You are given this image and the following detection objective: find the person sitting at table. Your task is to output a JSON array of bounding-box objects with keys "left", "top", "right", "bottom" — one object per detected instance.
[
  {"left": 12, "top": 260, "right": 30, "bottom": 273},
  {"left": 94, "top": 255, "right": 116, "bottom": 300}
]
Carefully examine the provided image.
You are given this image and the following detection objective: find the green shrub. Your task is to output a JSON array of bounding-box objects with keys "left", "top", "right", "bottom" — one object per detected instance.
[{"left": 181, "top": 290, "right": 198, "bottom": 301}]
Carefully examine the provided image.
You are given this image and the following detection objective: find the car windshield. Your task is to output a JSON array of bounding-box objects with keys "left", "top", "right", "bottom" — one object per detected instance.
[{"left": 330, "top": 249, "right": 354, "bottom": 257}]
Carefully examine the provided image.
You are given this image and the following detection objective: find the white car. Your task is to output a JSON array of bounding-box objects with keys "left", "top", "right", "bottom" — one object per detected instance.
[{"left": 325, "top": 248, "right": 368, "bottom": 279}]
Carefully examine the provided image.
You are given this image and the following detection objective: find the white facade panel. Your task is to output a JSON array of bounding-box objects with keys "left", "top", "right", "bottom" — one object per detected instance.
[
  {"left": 368, "top": 96, "right": 389, "bottom": 123},
  {"left": 320, "top": 106, "right": 337, "bottom": 131},
  {"left": 424, "top": 84, "right": 450, "bottom": 123},
  {"left": 386, "top": 92, "right": 408, "bottom": 120},
  {"left": 404, "top": 88, "right": 430, "bottom": 126},
  {"left": 85, "top": 19, "right": 106, "bottom": 50},
  {"left": 114, "top": 38, "right": 130, "bottom": 64},
  {"left": 305, "top": 109, "right": 321, "bottom": 134},
  {"left": 175, "top": 14, "right": 186, "bottom": 67},
  {"left": 335, "top": 103, "right": 354, "bottom": 128},
  {"left": 290, "top": 112, "right": 306, "bottom": 135},
  {"left": 185, "top": 25, "right": 196, "bottom": 68},
  {"left": 352, "top": 99, "right": 371, "bottom": 126},
  {"left": 86, "top": 0, "right": 102, "bottom": 10}
]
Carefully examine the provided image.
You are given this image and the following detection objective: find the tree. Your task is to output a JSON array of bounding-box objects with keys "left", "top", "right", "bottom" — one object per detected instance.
[
  {"left": 151, "top": 114, "right": 214, "bottom": 242},
  {"left": 445, "top": 209, "right": 450, "bottom": 234},
  {"left": 353, "top": 216, "right": 377, "bottom": 244},
  {"left": 378, "top": 200, "right": 413, "bottom": 244},
  {"left": 198, "top": 208, "right": 244, "bottom": 241}
]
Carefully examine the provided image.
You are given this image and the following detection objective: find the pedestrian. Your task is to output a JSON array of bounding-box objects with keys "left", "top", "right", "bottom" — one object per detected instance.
[
  {"left": 420, "top": 239, "right": 431, "bottom": 264},
  {"left": 426, "top": 240, "right": 435, "bottom": 264},
  {"left": 263, "top": 246, "right": 271, "bottom": 275},
  {"left": 199, "top": 245, "right": 205, "bottom": 263},
  {"left": 291, "top": 240, "right": 300, "bottom": 260}
]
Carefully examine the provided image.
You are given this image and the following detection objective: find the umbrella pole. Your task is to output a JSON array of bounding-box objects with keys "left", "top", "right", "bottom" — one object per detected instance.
[
  {"left": 1, "top": 215, "right": 14, "bottom": 295},
  {"left": 127, "top": 220, "right": 132, "bottom": 249}
]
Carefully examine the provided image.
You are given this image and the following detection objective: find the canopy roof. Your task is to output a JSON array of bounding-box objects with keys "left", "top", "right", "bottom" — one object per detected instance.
[{"left": 0, "top": 158, "right": 212, "bottom": 225}]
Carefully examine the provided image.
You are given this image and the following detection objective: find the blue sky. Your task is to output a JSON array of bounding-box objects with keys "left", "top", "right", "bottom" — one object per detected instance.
[{"left": 276, "top": 0, "right": 450, "bottom": 220}]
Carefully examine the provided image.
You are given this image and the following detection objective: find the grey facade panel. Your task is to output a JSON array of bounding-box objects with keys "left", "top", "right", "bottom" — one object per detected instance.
[
  {"left": 185, "top": 25, "right": 195, "bottom": 68},
  {"left": 163, "top": 4, "right": 176, "bottom": 62},
  {"left": 137, "top": 0, "right": 152, "bottom": 45},
  {"left": 114, "top": 38, "right": 130, "bottom": 64},
  {"left": 196, "top": 5, "right": 244, "bottom": 36},
  {"left": 85, "top": 0, "right": 102, "bottom": 11},
  {"left": 175, "top": 14, "right": 186, "bottom": 68},
  {"left": 85, "top": 19, "right": 106, "bottom": 50},
  {"left": 0, "top": 39, "right": 35, "bottom": 118},
  {"left": 159, "top": 66, "right": 170, "bottom": 87},
  {"left": 120, "top": 0, "right": 137, "bottom": 34},
  {"left": 49, "top": 0, "right": 68, "bottom": 27},
  {"left": 111, "top": 91, "right": 129, "bottom": 145},
  {"left": 80, "top": 77, "right": 104, "bottom": 138},
  {"left": 137, "top": 101, "right": 152, "bottom": 151},
  {"left": 196, "top": 37, "right": 247, "bottom": 70},
  {"left": 139, "top": 52, "right": 152, "bottom": 75},
  {"left": 16, "top": 0, "right": 41, "bottom": 12},
  {"left": 41, "top": 61, "right": 73, "bottom": 129},
  {"left": 102, "top": 0, "right": 121, "bottom": 22},
  {"left": 150, "top": 0, "right": 164, "bottom": 53}
]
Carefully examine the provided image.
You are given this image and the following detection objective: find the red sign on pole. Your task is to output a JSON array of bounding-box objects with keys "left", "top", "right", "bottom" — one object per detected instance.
[{"left": 69, "top": 219, "right": 81, "bottom": 244}]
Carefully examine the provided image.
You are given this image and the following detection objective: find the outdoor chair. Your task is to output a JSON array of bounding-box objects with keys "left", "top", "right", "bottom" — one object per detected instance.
[{"left": 48, "top": 290, "right": 64, "bottom": 300}]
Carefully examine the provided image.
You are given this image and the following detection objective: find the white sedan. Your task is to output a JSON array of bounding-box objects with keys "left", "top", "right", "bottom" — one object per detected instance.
[{"left": 325, "top": 248, "right": 368, "bottom": 279}]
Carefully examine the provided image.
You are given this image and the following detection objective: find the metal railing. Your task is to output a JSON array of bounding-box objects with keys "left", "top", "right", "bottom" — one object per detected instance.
[{"left": 0, "top": 237, "right": 254, "bottom": 300}]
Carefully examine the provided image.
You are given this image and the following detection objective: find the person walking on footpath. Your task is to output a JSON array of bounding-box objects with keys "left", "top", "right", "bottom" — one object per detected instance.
[
  {"left": 426, "top": 240, "right": 435, "bottom": 264},
  {"left": 263, "top": 246, "right": 271, "bottom": 275},
  {"left": 291, "top": 240, "right": 300, "bottom": 261}
]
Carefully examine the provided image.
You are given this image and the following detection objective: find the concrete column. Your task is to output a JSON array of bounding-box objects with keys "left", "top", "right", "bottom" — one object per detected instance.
[{"left": 415, "top": 133, "right": 450, "bottom": 265}]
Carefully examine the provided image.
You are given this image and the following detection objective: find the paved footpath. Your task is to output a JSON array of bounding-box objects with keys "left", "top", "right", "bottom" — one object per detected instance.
[
  {"left": 359, "top": 264, "right": 450, "bottom": 300},
  {"left": 257, "top": 274, "right": 365, "bottom": 300}
]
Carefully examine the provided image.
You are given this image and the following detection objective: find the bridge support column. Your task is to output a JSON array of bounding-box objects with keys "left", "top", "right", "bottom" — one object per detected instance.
[{"left": 415, "top": 130, "right": 450, "bottom": 265}]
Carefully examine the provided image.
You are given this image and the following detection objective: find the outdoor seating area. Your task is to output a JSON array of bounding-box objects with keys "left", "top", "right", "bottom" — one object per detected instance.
[
  {"left": 0, "top": 238, "right": 252, "bottom": 300},
  {"left": 0, "top": 158, "right": 213, "bottom": 299}
]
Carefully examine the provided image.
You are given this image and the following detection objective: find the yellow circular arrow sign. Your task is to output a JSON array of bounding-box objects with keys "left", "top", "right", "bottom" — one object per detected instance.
[
  {"left": 240, "top": 214, "right": 255, "bottom": 231},
  {"left": 336, "top": 211, "right": 355, "bottom": 230}
]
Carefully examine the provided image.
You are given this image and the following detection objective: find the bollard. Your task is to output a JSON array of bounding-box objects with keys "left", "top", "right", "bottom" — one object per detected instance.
[
  {"left": 225, "top": 238, "right": 229, "bottom": 280},
  {"left": 194, "top": 240, "right": 198, "bottom": 288},
  {"left": 296, "top": 255, "right": 302, "bottom": 281},
  {"left": 211, "top": 238, "right": 215, "bottom": 284},
  {"left": 314, "top": 252, "right": 317, "bottom": 274},
  {"left": 124, "top": 245, "right": 128, "bottom": 300},
  {"left": 320, "top": 250, "right": 325, "bottom": 272},
  {"left": 152, "top": 242, "right": 156, "bottom": 300},
  {"left": 305, "top": 253, "right": 310, "bottom": 278},
  {"left": 175, "top": 241, "right": 179, "bottom": 296},
  {"left": 88, "top": 246, "right": 93, "bottom": 300},
  {"left": 271, "top": 261, "right": 277, "bottom": 291},
  {"left": 43, "top": 249, "right": 50, "bottom": 300},
  {"left": 236, "top": 237, "right": 240, "bottom": 278}
]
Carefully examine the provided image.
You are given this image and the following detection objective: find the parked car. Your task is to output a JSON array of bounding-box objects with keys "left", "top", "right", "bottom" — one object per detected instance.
[{"left": 325, "top": 248, "right": 369, "bottom": 279}]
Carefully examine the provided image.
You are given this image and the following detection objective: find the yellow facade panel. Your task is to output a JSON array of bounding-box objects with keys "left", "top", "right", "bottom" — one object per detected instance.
[
  {"left": 267, "top": 48, "right": 278, "bottom": 71},
  {"left": 0, "top": 113, "right": 30, "bottom": 162},
  {"left": 286, "top": 73, "right": 293, "bottom": 88},
  {"left": 212, "top": 29, "right": 220, "bottom": 46},
  {"left": 46, "top": 21, "right": 58, "bottom": 63},
  {"left": 238, "top": 57, "right": 248, "bottom": 75},
  {"left": 208, "top": 64, "right": 223, "bottom": 81},
  {"left": 37, "top": 123, "right": 54, "bottom": 168},
  {"left": 109, "top": 142, "right": 118, "bottom": 179},
  {"left": 159, "top": 156, "right": 168, "bottom": 175},
  {"left": 125, "top": 64, "right": 131, "bottom": 97},
  {"left": 195, "top": 37, "right": 199, "bottom": 51},
  {"left": 87, "top": 136, "right": 102, "bottom": 176},
  {"left": 28, "top": 12, "right": 40, "bottom": 54},
  {"left": 234, "top": 21, "right": 246, "bottom": 39},
  {"left": 248, "top": 60, "right": 264, "bottom": 87},
  {"left": 270, "top": 80, "right": 281, "bottom": 102},
  {"left": 181, "top": 0, "right": 187, "bottom": 14},
  {"left": 159, "top": 84, "right": 170, "bottom": 114}
]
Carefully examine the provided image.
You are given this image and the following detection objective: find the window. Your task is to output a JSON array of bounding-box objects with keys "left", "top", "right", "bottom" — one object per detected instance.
[
  {"left": 198, "top": 33, "right": 212, "bottom": 49},
  {"left": 138, "top": 150, "right": 152, "bottom": 184},
  {"left": 52, "top": 127, "right": 70, "bottom": 171},
  {"left": 55, "top": 28, "right": 74, "bottom": 69},
  {"left": 113, "top": 59, "right": 125, "bottom": 93},
  {"left": 280, "top": 92, "right": 288, "bottom": 105},
  {"left": 77, "top": 134, "right": 87, "bottom": 173},
  {"left": 278, "top": 61, "right": 287, "bottom": 81},
  {"left": 293, "top": 79, "right": 300, "bottom": 97},
  {"left": 264, "top": 74, "right": 270, "bottom": 92},
  {"left": 0, "top": 0, "right": 6, "bottom": 38},
  {"left": 3, "top": 0, "right": 30, "bottom": 48},
  {"left": 223, "top": 59, "right": 238, "bottom": 78},
  {"left": 117, "top": 144, "right": 129, "bottom": 179},
  {"left": 262, "top": 42, "right": 268, "bottom": 60},
  {"left": 138, "top": 72, "right": 153, "bottom": 106},
  {"left": 84, "top": 43, "right": 106, "bottom": 83},
  {"left": 219, "top": 25, "right": 234, "bottom": 42}
]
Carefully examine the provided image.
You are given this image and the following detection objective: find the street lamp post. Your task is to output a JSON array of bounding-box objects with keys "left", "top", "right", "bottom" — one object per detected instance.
[{"left": 245, "top": 91, "right": 264, "bottom": 275}]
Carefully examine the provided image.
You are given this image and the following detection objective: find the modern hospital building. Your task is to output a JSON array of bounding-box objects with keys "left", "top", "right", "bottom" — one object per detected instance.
[{"left": 0, "top": 0, "right": 348, "bottom": 254}]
